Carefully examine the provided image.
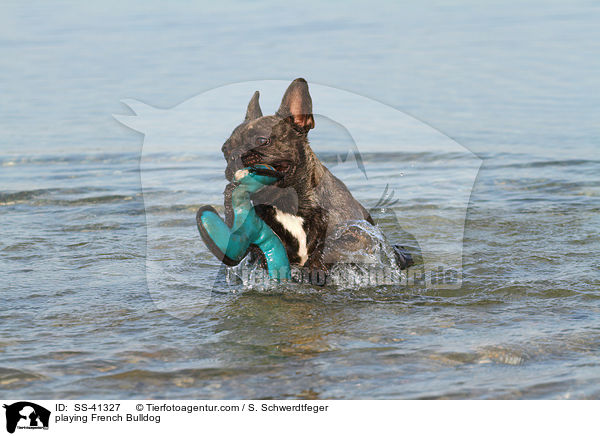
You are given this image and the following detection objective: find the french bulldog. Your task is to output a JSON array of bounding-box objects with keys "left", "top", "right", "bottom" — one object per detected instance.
[{"left": 221, "top": 78, "right": 412, "bottom": 272}]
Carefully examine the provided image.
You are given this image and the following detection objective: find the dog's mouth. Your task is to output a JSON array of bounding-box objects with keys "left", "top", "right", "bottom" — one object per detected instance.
[
  {"left": 241, "top": 152, "right": 262, "bottom": 167},
  {"left": 241, "top": 152, "right": 294, "bottom": 175}
]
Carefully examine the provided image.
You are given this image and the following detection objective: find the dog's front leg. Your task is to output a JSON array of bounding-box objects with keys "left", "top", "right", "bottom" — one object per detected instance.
[{"left": 302, "top": 208, "right": 330, "bottom": 271}]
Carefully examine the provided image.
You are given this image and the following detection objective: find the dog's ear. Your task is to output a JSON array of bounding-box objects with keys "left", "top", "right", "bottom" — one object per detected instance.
[
  {"left": 245, "top": 91, "right": 263, "bottom": 121},
  {"left": 276, "top": 78, "right": 315, "bottom": 132}
]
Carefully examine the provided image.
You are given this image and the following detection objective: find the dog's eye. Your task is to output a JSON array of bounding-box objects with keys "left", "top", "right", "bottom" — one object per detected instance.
[{"left": 256, "top": 137, "right": 270, "bottom": 146}]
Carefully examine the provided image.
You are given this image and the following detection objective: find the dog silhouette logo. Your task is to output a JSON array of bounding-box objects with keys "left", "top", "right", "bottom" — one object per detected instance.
[{"left": 3, "top": 402, "right": 50, "bottom": 434}]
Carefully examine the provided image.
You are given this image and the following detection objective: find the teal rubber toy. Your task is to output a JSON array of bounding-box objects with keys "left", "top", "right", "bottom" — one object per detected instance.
[{"left": 196, "top": 164, "right": 291, "bottom": 280}]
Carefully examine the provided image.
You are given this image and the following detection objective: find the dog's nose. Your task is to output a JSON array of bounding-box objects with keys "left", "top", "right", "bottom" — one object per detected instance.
[
  {"left": 221, "top": 143, "right": 230, "bottom": 158},
  {"left": 224, "top": 151, "right": 244, "bottom": 181}
]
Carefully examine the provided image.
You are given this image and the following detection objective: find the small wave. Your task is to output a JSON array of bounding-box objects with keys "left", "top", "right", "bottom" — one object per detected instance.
[
  {"left": 1, "top": 193, "right": 139, "bottom": 207},
  {"left": 91, "top": 366, "right": 248, "bottom": 387},
  {"left": 488, "top": 159, "right": 600, "bottom": 170},
  {"left": 0, "top": 152, "right": 140, "bottom": 167},
  {"left": 55, "top": 195, "right": 137, "bottom": 206},
  {"left": 0, "top": 188, "right": 53, "bottom": 205},
  {"left": 0, "top": 187, "right": 129, "bottom": 206},
  {"left": 319, "top": 151, "right": 476, "bottom": 165},
  {"left": 0, "top": 367, "right": 47, "bottom": 388}
]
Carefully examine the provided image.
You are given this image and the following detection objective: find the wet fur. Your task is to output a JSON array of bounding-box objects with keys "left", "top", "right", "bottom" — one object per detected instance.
[{"left": 222, "top": 78, "right": 408, "bottom": 271}]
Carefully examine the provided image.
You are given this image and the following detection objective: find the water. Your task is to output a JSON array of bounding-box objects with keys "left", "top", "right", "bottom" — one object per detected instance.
[{"left": 1, "top": 1, "right": 599, "bottom": 399}]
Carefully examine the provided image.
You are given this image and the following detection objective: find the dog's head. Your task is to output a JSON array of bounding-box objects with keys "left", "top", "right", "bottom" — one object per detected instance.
[{"left": 222, "top": 78, "right": 316, "bottom": 187}]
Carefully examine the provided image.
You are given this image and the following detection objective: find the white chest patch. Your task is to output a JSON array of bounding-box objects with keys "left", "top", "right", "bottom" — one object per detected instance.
[{"left": 273, "top": 209, "right": 308, "bottom": 265}]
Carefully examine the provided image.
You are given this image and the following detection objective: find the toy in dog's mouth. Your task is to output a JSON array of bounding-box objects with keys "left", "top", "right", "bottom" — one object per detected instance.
[{"left": 241, "top": 152, "right": 294, "bottom": 176}]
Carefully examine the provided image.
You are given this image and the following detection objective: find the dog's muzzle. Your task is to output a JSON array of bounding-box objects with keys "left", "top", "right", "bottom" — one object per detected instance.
[
  {"left": 242, "top": 151, "right": 263, "bottom": 167},
  {"left": 225, "top": 151, "right": 258, "bottom": 181}
]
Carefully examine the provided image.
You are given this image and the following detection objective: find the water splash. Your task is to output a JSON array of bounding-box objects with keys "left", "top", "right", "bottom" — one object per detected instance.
[{"left": 223, "top": 220, "right": 406, "bottom": 291}]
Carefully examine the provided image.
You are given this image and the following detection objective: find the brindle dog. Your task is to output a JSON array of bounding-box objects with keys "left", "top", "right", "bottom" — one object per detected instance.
[{"left": 221, "top": 78, "right": 412, "bottom": 272}]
